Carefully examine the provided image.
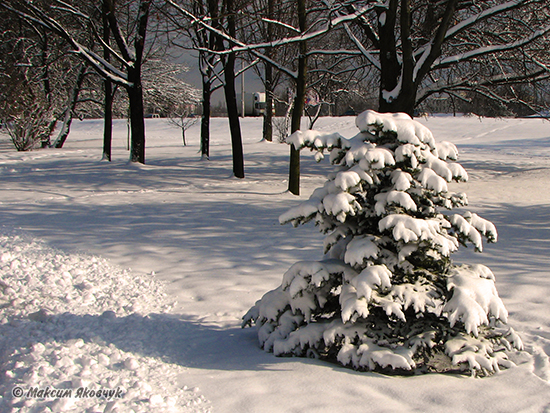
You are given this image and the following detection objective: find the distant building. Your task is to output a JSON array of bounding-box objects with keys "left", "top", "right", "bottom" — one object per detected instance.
[{"left": 237, "top": 92, "right": 266, "bottom": 117}]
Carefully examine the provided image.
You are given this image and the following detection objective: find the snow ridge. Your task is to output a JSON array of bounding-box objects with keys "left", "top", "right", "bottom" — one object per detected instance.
[{"left": 0, "top": 228, "right": 210, "bottom": 413}]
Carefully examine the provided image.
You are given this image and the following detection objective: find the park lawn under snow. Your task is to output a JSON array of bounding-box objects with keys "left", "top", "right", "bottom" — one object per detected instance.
[{"left": 0, "top": 114, "right": 549, "bottom": 412}]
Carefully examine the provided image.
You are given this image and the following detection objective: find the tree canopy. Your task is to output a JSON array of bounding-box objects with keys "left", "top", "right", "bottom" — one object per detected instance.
[{"left": 2, "top": 0, "right": 550, "bottom": 165}]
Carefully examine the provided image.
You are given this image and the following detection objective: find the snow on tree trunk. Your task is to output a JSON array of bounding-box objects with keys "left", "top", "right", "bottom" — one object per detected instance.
[{"left": 243, "top": 110, "right": 522, "bottom": 376}]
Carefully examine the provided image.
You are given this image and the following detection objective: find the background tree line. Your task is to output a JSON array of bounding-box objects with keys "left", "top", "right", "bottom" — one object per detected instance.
[{"left": 1, "top": 0, "right": 550, "bottom": 194}]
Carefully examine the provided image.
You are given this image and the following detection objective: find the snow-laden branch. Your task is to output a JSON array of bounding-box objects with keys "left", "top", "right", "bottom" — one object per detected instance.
[
  {"left": 0, "top": 0, "right": 131, "bottom": 86},
  {"left": 73, "top": 45, "right": 131, "bottom": 86},
  {"left": 409, "top": 0, "right": 459, "bottom": 85},
  {"left": 416, "top": 67, "right": 550, "bottom": 106},
  {"left": 202, "top": 58, "right": 225, "bottom": 87},
  {"left": 166, "top": 0, "right": 372, "bottom": 79},
  {"left": 532, "top": 57, "right": 550, "bottom": 74},
  {"left": 89, "top": 22, "right": 130, "bottom": 70},
  {"left": 443, "top": 0, "right": 539, "bottom": 42},
  {"left": 412, "top": 1, "right": 544, "bottom": 83},
  {"left": 307, "top": 49, "right": 365, "bottom": 57},
  {"left": 51, "top": 0, "right": 89, "bottom": 21},
  {"left": 242, "top": 6, "right": 372, "bottom": 49},
  {"left": 433, "top": 24, "right": 550, "bottom": 70},
  {"left": 104, "top": 0, "right": 135, "bottom": 63},
  {"left": 343, "top": 23, "right": 381, "bottom": 70},
  {"left": 167, "top": 0, "right": 298, "bottom": 78},
  {"left": 260, "top": 17, "right": 300, "bottom": 34},
  {"left": 44, "top": 0, "right": 131, "bottom": 70},
  {"left": 345, "top": 2, "right": 380, "bottom": 47}
]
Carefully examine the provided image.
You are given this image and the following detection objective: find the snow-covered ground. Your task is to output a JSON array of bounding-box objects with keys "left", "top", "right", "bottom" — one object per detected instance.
[{"left": 0, "top": 114, "right": 549, "bottom": 412}]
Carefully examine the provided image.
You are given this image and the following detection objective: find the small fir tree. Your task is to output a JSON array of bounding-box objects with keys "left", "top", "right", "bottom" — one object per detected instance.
[{"left": 243, "top": 110, "right": 523, "bottom": 375}]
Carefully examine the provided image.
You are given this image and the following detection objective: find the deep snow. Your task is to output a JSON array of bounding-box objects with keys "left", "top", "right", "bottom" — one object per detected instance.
[{"left": 0, "top": 114, "right": 549, "bottom": 412}]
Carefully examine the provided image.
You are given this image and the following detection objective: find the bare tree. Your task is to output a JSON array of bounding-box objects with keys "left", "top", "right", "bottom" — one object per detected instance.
[
  {"left": 246, "top": 0, "right": 294, "bottom": 142},
  {"left": 167, "top": 0, "right": 378, "bottom": 193},
  {"left": 0, "top": 0, "right": 156, "bottom": 163},
  {"left": 162, "top": 0, "right": 226, "bottom": 160},
  {"left": 142, "top": 60, "right": 199, "bottom": 115},
  {"left": 345, "top": 0, "right": 550, "bottom": 116},
  {"left": 141, "top": 59, "right": 200, "bottom": 145},
  {"left": 167, "top": 109, "right": 199, "bottom": 146},
  {"left": 101, "top": 0, "right": 114, "bottom": 161},
  {"left": 51, "top": 62, "right": 90, "bottom": 148},
  {"left": 3, "top": 103, "right": 53, "bottom": 151},
  {"left": 168, "top": 0, "right": 246, "bottom": 176},
  {"left": 190, "top": 0, "right": 221, "bottom": 159},
  {"left": 214, "top": 0, "right": 245, "bottom": 178},
  {"left": 0, "top": 6, "right": 94, "bottom": 151}
]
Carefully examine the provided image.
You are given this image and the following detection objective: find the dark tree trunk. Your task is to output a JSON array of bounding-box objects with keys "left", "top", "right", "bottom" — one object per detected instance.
[
  {"left": 263, "top": 83, "right": 273, "bottom": 142},
  {"left": 262, "top": 0, "right": 274, "bottom": 142},
  {"left": 195, "top": 0, "right": 215, "bottom": 160},
  {"left": 222, "top": 0, "right": 244, "bottom": 178},
  {"left": 223, "top": 52, "right": 245, "bottom": 178},
  {"left": 377, "top": 0, "right": 416, "bottom": 116},
  {"left": 41, "top": 33, "right": 52, "bottom": 107},
  {"left": 101, "top": 0, "right": 149, "bottom": 163},
  {"left": 377, "top": 0, "right": 458, "bottom": 116},
  {"left": 200, "top": 71, "right": 211, "bottom": 159},
  {"left": 377, "top": 0, "right": 409, "bottom": 114},
  {"left": 40, "top": 33, "right": 53, "bottom": 148},
  {"left": 126, "top": 0, "right": 150, "bottom": 164},
  {"left": 103, "top": 79, "right": 113, "bottom": 160},
  {"left": 288, "top": 0, "right": 307, "bottom": 195},
  {"left": 102, "top": 2, "right": 113, "bottom": 161},
  {"left": 262, "top": 57, "right": 274, "bottom": 142},
  {"left": 127, "top": 69, "right": 146, "bottom": 164},
  {"left": 288, "top": 57, "right": 306, "bottom": 195}
]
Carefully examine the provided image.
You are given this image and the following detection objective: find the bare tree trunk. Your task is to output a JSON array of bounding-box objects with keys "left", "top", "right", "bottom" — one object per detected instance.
[
  {"left": 222, "top": 0, "right": 244, "bottom": 178},
  {"left": 103, "top": 0, "right": 150, "bottom": 164},
  {"left": 40, "top": 32, "right": 53, "bottom": 148},
  {"left": 263, "top": 77, "right": 273, "bottom": 142},
  {"left": 103, "top": 79, "right": 113, "bottom": 160},
  {"left": 288, "top": 0, "right": 307, "bottom": 195},
  {"left": 377, "top": 0, "right": 416, "bottom": 115},
  {"left": 127, "top": 68, "right": 146, "bottom": 164},
  {"left": 377, "top": 0, "right": 459, "bottom": 116},
  {"left": 194, "top": 0, "right": 215, "bottom": 160},
  {"left": 53, "top": 64, "right": 87, "bottom": 148},
  {"left": 377, "top": 0, "right": 404, "bottom": 114},
  {"left": 262, "top": 0, "right": 274, "bottom": 142},
  {"left": 102, "top": 1, "right": 113, "bottom": 161},
  {"left": 223, "top": 52, "right": 245, "bottom": 178},
  {"left": 182, "top": 124, "right": 187, "bottom": 146},
  {"left": 126, "top": 0, "right": 150, "bottom": 164},
  {"left": 200, "top": 76, "right": 211, "bottom": 159}
]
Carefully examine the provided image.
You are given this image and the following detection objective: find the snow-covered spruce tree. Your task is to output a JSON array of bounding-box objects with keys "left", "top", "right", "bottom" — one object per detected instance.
[{"left": 243, "top": 110, "right": 523, "bottom": 376}]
